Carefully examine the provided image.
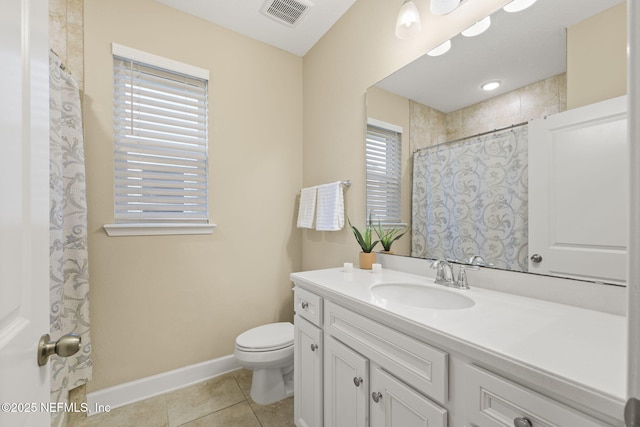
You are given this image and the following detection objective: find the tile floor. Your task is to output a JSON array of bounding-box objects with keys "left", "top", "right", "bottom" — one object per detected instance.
[{"left": 69, "top": 369, "right": 294, "bottom": 427}]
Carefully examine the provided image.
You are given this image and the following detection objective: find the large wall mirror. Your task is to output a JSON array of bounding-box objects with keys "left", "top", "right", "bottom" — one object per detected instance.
[{"left": 367, "top": 0, "right": 627, "bottom": 286}]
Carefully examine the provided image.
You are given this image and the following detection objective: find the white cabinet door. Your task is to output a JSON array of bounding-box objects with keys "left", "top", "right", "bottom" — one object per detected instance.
[
  {"left": 294, "top": 315, "right": 323, "bottom": 427},
  {"left": 528, "top": 95, "right": 628, "bottom": 285},
  {"left": 324, "top": 336, "right": 369, "bottom": 427},
  {"left": 370, "top": 365, "right": 447, "bottom": 427}
]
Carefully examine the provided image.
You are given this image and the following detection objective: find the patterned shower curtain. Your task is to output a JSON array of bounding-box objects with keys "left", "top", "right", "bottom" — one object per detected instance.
[
  {"left": 411, "top": 126, "right": 529, "bottom": 272},
  {"left": 49, "top": 52, "right": 92, "bottom": 418}
]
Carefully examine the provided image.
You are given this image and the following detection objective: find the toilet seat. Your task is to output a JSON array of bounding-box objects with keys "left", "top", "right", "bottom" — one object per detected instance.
[{"left": 235, "top": 322, "right": 294, "bottom": 352}]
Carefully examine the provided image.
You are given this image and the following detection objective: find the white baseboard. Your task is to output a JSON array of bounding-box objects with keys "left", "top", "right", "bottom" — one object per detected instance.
[{"left": 86, "top": 354, "right": 240, "bottom": 416}]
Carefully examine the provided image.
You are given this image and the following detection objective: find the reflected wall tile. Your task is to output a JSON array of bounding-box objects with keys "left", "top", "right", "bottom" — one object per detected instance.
[
  {"left": 67, "top": 23, "right": 84, "bottom": 86},
  {"left": 67, "top": 0, "right": 83, "bottom": 25},
  {"left": 49, "top": 0, "right": 66, "bottom": 17},
  {"left": 49, "top": 14, "right": 67, "bottom": 60}
]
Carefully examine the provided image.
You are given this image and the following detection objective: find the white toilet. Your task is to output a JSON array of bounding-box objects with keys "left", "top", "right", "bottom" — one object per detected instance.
[{"left": 234, "top": 322, "right": 294, "bottom": 405}]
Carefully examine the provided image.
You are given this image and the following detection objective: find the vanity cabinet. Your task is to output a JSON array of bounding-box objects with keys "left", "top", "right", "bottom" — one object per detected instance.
[
  {"left": 370, "top": 364, "right": 447, "bottom": 427},
  {"left": 464, "top": 365, "right": 609, "bottom": 427},
  {"left": 323, "top": 318, "right": 447, "bottom": 427},
  {"left": 294, "top": 287, "right": 448, "bottom": 427},
  {"left": 324, "top": 336, "right": 369, "bottom": 427},
  {"left": 293, "top": 274, "right": 621, "bottom": 427},
  {"left": 294, "top": 287, "right": 324, "bottom": 427}
]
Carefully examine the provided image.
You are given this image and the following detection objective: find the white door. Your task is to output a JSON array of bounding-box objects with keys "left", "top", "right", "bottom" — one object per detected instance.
[
  {"left": 0, "top": 0, "right": 51, "bottom": 425},
  {"left": 528, "top": 95, "right": 628, "bottom": 285},
  {"left": 294, "top": 315, "right": 323, "bottom": 427},
  {"left": 627, "top": 0, "right": 640, "bottom": 423},
  {"left": 324, "top": 336, "right": 369, "bottom": 427},
  {"left": 369, "top": 365, "right": 447, "bottom": 427}
]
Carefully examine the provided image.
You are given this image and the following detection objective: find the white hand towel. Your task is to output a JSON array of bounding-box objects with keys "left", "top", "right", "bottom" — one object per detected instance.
[
  {"left": 297, "top": 186, "right": 317, "bottom": 228},
  {"left": 316, "top": 181, "right": 344, "bottom": 231}
]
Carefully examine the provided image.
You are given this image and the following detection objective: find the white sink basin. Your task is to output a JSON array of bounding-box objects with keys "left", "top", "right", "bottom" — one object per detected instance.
[{"left": 371, "top": 282, "right": 475, "bottom": 310}]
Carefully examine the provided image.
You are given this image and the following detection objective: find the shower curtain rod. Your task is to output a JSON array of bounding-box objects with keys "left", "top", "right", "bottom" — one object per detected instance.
[{"left": 412, "top": 120, "right": 529, "bottom": 154}]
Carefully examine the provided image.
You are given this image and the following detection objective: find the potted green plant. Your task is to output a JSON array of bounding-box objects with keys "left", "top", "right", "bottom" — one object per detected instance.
[
  {"left": 347, "top": 215, "right": 379, "bottom": 269},
  {"left": 374, "top": 222, "right": 409, "bottom": 254}
]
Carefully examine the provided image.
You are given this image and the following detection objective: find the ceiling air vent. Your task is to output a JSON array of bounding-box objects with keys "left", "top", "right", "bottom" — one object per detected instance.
[{"left": 260, "top": 0, "right": 313, "bottom": 27}]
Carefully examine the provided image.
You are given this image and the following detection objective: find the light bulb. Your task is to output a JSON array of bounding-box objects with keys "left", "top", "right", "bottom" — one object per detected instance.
[
  {"left": 430, "top": 0, "right": 461, "bottom": 16},
  {"left": 395, "top": 0, "right": 422, "bottom": 39}
]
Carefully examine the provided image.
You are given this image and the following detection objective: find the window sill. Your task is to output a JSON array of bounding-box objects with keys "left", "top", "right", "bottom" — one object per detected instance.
[{"left": 103, "top": 223, "right": 216, "bottom": 237}]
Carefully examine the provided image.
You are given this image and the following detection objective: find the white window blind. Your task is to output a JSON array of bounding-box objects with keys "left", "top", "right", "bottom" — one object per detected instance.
[
  {"left": 366, "top": 122, "right": 402, "bottom": 225},
  {"left": 113, "top": 55, "right": 209, "bottom": 223}
]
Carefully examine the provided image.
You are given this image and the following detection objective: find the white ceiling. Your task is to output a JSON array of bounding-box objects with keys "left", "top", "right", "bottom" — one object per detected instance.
[
  {"left": 375, "top": 0, "right": 624, "bottom": 113},
  {"left": 155, "top": 0, "right": 357, "bottom": 56}
]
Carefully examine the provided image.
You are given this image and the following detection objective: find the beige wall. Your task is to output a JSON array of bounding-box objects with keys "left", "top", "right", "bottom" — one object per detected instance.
[
  {"left": 301, "top": 0, "right": 511, "bottom": 270},
  {"left": 84, "top": 0, "right": 303, "bottom": 392},
  {"left": 567, "top": 2, "right": 627, "bottom": 109}
]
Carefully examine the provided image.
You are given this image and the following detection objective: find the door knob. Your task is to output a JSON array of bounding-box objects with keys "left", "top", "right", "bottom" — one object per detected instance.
[
  {"left": 530, "top": 254, "right": 543, "bottom": 263},
  {"left": 371, "top": 392, "right": 383, "bottom": 403},
  {"left": 38, "top": 333, "right": 81, "bottom": 366},
  {"left": 353, "top": 377, "right": 363, "bottom": 387},
  {"left": 310, "top": 343, "right": 318, "bottom": 352}
]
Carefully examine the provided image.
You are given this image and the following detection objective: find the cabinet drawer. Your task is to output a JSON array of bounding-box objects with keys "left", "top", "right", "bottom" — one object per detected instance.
[
  {"left": 465, "top": 365, "right": 609, "bottom": 427},
  {"left": 325, "top": 301, "right": 448, "bottom": 405},
  {"left": 294, "top": 287, "right": 323, "bottom": 327}
]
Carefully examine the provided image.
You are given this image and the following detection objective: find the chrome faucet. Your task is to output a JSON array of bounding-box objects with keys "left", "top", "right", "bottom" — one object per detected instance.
[
  {"left": 430, "top": 259, "right": 478, "bottom": 290},
  {"left": 430, "top": 259, "right": 455, "bottom": 286},
  {"left": 467, "top": 255, "right": 487, "bottom": 266}
]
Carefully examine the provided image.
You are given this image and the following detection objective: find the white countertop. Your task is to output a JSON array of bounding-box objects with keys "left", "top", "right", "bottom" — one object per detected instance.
[{"left": 290, "top": 267, "right": 627, "bottom": 419}]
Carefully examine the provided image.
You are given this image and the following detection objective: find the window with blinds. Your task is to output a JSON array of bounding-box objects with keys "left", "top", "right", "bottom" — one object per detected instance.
[
  {"left": 113, "top": 54, "right": 209, "bottom": 223},
  {"left": 365, "top": 121, "right": 402, "bottom": 225}
]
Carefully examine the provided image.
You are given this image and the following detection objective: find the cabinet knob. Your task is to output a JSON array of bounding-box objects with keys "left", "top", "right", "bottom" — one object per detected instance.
[
  {"left": 530, "top": 254, "right": 543, "bottom": 263},
  {"left": 310, "top": 343, "right": 318, "bottom": 352},
  {"left": 353, "top": 377, "right": 363, "bottom": 387},
  {"left": 301, "top": 301, "right": 309, "bottom": 309},
  {"left": 371, "top": 392, "right": 383, "bottom": 403},
  {"left": 514, "top": 417, "right": 533, "bottom": 427}
]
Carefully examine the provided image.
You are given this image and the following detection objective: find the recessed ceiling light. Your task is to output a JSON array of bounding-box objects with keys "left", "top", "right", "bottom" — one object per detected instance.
[
  {"left": 461, "top": 16, "right": 491, "bottom": 37},
  {"left": 430, "top": 0, "right": 461, "bottom": 16},
  {"left": 503, "top": 0, "right": 538, "bottom": 13},
  {"left": 427, "top": 40, "right": 452, "bottom": 57},
  {"left": 481, "top": 81, "right": 501, "bottom": 91}
]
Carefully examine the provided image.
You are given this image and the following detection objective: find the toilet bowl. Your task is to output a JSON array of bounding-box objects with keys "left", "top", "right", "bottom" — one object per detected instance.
[{"left": 234, "top": 322, "right": 294, "bottom": 405}]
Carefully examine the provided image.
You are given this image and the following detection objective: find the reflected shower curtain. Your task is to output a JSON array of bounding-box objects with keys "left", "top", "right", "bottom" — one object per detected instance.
[
  {"left": 49, "top": 52, "right": 92, "bottom": 417},
  {"left": 411, "top": 126, "right": 529, "bottom": 271}
]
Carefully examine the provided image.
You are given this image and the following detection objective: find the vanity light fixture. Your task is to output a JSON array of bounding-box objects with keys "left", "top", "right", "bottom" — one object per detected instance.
[
  {"left": 395, "top": 0, "right": 422, "bottom": 39},
  {"left": 427, "top": 39, "right": 452, "bottom": 56},
  {"left": 481, "top": 80, "right": 501, "bottom": 91},
  {"left": 503, "top": 0, "right": 538, "bottom": 13},
  {"left": 461, "top": 16, "right": 491, "bottom": 37},
  {"left": 430, "top": 0, "right": 461, "bottom": 16}
]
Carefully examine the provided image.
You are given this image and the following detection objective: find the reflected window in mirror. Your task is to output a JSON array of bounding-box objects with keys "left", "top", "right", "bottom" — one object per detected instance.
[{"left": 365, "top": 119, "right": 402, "bottom": 225}]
